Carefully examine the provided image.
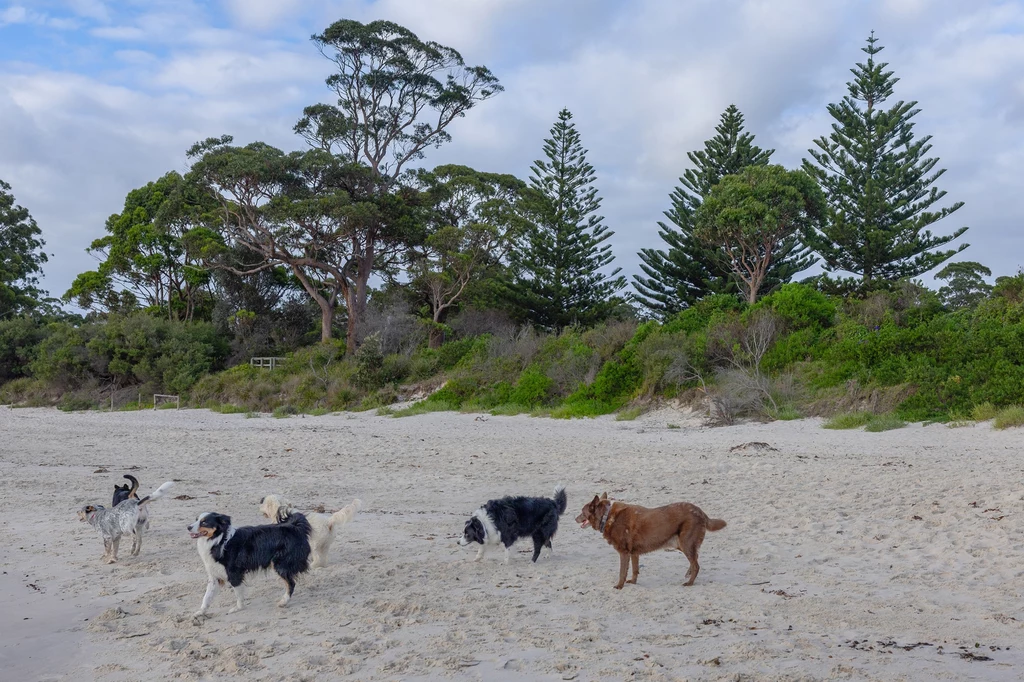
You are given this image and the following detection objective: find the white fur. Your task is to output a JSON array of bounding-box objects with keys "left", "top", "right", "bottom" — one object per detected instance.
[
  {"left": 460, "top": 508, "right": 502, "bottom": 562},
  {"left": 259, "top": 495, "right": 361, "bottom": 568},
  {"left": 189, "top": 513, "right": 237, "bottom": 618}
]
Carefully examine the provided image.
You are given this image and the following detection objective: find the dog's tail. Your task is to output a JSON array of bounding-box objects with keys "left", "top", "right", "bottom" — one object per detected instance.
[
  {"left": 125, "top": 474, "right": 140, "bottom": 499},
  {"left": 138, "top": 481, "right": 174, "bottom": 506},
  {"left": 553, "top": 484, "right": 567, "bottom": 516},
  {"left": 706, "top": 518, "right": 727, "bottom": 532},
  {"left": 282, "top": 511, "right": 313, "bottom": 538},
  {"left": 328, "top": 499, "right": 362, "bottom": 530}
]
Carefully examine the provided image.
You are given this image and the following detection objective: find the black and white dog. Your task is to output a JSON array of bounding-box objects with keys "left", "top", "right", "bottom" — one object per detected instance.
[
  {"left": 188, "top": 511, "right": 313, "bottom": 618},
  {"left": 458, "top": 485, "right": 567, "bottom": 563}
]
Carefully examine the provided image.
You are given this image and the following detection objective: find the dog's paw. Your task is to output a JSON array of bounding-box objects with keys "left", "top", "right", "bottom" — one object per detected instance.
[
  {"left": 104, "top": 557, "right": 117, "bottom": 565},
  {"left": 277, "top": 599, "right": 290, "bottom": 608},
  {"left": 226, "top": 605, "right": 244, "bottom": 614},
  {"left": 613, "top": 584, "right": 624, "bottom": 590}
]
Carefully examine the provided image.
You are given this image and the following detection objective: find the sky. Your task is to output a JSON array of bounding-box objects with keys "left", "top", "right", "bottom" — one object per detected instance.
[{"left": 2, "top": 0, "right": 1023, "bottom": 304}]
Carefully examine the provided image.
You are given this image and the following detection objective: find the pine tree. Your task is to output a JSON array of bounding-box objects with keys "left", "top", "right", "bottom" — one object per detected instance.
[
  {"left": 508, "top": 109, "right": 626, "bottom": 330},
  {"left": 802, "top": 32, "right": 968, "bottom": 287},
  {"left": 634, "top": 105, "right": 814, "bottom": 316}
]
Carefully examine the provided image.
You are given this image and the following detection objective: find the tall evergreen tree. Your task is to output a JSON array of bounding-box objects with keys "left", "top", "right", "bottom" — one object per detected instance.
[
  {"left": 508, "top": 109, "right": 626, "bottom": 330},
  {"left": 634, "top": 105, "right": 814, "bottom": 316},
  {"left": 1, "top": 179, "right": 48, "bottom": 318},
  {"left": 802, "top": 32, "right": 968, "bottom": 286}
]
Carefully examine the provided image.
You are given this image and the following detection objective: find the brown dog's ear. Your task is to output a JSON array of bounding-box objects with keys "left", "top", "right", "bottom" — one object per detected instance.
[
  {"left": 600, "top": 492, "right": 608, "bottom": 500},
  {"left": 589, "top": 494, "right": 600, "bottom": 509}
]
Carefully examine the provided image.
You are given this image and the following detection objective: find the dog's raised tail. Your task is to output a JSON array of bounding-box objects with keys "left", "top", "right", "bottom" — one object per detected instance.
[
  {"left": 328, "top": 498, "right": 362, "bottom": 530},
  {"left": 124, "top": 474, "right": 140, "bottom": 498},
  {"left": 707, "top": 518, "right": 727, "bottom": 532},
  {"left": 138, "top": 481, "right": 174, "bottom": 506},
  {"left": 553, "top": 485, "right": 567, "bottom": 516}
]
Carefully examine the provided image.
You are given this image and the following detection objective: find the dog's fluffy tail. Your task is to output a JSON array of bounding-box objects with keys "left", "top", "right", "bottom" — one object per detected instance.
[
  {"left": 553, "top": 485, "right": 567, "bottom": 516},
  {"left": 138, "top": 481, "right": 174, "bottom": 506},
  {"left": 707, "top": 518, "right": 727, "bottom": 532},
  {"left": 282, "top": 511, "right": 313, "bottom": 538},
  {"left": 328, "top": 499, "right": 362, "bottom": 530}
]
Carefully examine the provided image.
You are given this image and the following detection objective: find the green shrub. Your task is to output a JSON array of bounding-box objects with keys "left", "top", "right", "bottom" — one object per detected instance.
[
  {"left": 753, "top": 283, "right": 837, "bottom": 331},
  {"left": 508, "top": 366, "right": 554, "bottom": 407}
]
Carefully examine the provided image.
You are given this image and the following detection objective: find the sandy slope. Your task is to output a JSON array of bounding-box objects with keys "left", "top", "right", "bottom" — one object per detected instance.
[{"left": 1, "top": 406, "right": 1022, "bottom": 681}]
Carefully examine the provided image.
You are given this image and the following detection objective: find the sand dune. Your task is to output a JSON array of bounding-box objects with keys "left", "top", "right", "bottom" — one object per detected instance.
[{"left": 1, "top": 406, "right": 1022, "bottom": 681}]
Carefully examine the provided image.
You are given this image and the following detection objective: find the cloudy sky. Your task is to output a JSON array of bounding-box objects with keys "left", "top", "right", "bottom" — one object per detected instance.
[{"left": 2, "top": 0, "right": 1022, "bottom": 303}]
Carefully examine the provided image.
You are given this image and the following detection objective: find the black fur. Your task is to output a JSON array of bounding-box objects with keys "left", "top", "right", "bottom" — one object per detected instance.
[
  {"left": 462, "top": 487, "right": 568, "bottom": 562},
  {"left": 197, "top": 512, "right": 312, "bottom": 597}
]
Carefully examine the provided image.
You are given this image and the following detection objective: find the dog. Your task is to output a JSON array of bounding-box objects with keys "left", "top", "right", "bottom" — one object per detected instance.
[
  {"left": 576, "top": 493, "right": 726, "bottom": 589},
  {"left": 458, "top": 485, "right": 567, "bottom": 563},
  {"left": 78, "top": 481, "right": 174, "bottom": 563},
  {"left": 188, "top": 511, "right": 312, "bottom": 618},
  {"left": 259, "top": 494, "right": 361, "bottom": 568},
  {"left": 112, "top": 474, "right": 151, "bottom": 553}
]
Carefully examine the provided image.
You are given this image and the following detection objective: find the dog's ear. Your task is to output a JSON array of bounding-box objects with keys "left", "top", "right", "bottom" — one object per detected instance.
[
  {"left": 259, "top": 496, "right": 265, "bottom": 505},
  {"left": 600, "top": 492, "right": 608, "bottom": 500},
  {"left": 589, "top": 494, "right": 600, "bottom": 510}
]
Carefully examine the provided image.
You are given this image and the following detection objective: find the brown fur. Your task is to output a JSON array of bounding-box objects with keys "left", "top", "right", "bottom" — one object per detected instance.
[{"left": 575, "top": 493, "right": 726, "bottom": 589}]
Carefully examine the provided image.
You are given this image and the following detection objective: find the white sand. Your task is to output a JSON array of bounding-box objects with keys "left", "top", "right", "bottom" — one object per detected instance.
[{"left": 1, "top": 406, "right": 1022, "bottom": 681}]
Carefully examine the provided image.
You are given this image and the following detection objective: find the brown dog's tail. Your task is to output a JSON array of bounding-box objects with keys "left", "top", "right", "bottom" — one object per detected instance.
[
  {"left": 124, "top": 474, "right": 140, "bottom": 499},
  {"left": 707, "top": 518, "right": 727, "bottom": 531}
]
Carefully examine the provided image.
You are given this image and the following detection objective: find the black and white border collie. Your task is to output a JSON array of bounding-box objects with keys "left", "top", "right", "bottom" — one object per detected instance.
[
  {"left": 458, "top": 485, "right": 567, "bottom": 563},
  {"left": 188, "top": 511, "right": 312, "bottom": 618}
]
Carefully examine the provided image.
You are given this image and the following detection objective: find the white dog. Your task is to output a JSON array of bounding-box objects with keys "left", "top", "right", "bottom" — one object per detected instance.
[{"left": 259, "top": 495, "right": 361, "bottom": 568}]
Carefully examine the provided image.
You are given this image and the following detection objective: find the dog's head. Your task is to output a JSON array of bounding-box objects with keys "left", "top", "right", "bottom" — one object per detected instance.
[
  {"left": 575, "top": 493, "right": 609, "bottom": 530},
  {"left": 458, "top": 515, "right": 486, "bottom": 546},
  {"left": 78, "top": 504, "right": 103, "bottom": 522},
  {"left": 188, "top": 512, "right": 231, "bottom": 540},
  {"left": 259, "top": 494, "right": 293, "bottom": 523}
]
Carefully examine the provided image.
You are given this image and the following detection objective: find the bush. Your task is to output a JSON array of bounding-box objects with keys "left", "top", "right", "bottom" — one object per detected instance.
[
  {"left": 971, "top": 402, "right": 998, "bottom": 421},
  {"left": 753, "top": 283, "right": 837, "bottom": 331},
  {"left": 508, "top": 365, "right": 555, "bottom": 407}
]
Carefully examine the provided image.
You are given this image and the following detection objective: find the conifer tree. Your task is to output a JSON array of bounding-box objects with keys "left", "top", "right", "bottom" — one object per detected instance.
[
  {"left": 802, "top": 32, "right": 968, "bottom": 287},
  {"left": 634, "top": 105, "right": 814, "bottom": 316},
  {"left": 508, "top": 109, "right": 626, "bottom": 329}
]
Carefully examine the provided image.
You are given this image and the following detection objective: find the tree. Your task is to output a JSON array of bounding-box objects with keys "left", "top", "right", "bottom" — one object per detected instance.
[
  {"left": 0, "top": 179, "right": 48, "bottom": 318},
  {"left": 634, "top": 105, "right": 813, "bottom": 316},
  {"left": 412, "top": 165, "right": 528, "bottom": 346},
  {"left": 64, "top": 172, "right": 217, "bottom": 321},
  {"left": 188, "top": 138, "right": 354, "bottom": 343},
  {"left": 803, "top": 32, "right": 968, "bottom": 287},
  {"left": 507, "top": 109, "right": 626, "bottom": 330},
  {"left": 693, "top": 165, "right": 825, "bottom": 304},
  {"left": 935, "top": 261, "right": 992, "bottom": 309},
  {"left": 292, "top": 19, "right": 502, "bottom": 348}
]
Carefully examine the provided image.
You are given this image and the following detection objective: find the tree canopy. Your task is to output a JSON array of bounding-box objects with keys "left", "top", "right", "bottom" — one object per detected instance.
[
  {"left": 803, "top": 32, "right": 968, "bottom": 287},
  {"left": 0, "top": 179, "right": 49, "bottom": 319}
]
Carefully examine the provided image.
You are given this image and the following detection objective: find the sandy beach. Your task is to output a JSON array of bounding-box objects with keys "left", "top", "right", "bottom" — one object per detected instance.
[{"left": 1, "top": 406, "right": 1022, "bottom": 681}]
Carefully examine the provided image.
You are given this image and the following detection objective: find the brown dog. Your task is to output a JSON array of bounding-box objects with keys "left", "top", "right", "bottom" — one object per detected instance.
[{"left": 576, "top": 493, "right": 726, "bottom": 589}]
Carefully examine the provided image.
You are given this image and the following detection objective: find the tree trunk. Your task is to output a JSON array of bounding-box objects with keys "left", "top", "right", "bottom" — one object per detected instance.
[
  {"left": 319, "top": 302, "right": 334, "bottom": 343},
  {"left": 346, "top": 246, "right": 374, "bottom": 355}
]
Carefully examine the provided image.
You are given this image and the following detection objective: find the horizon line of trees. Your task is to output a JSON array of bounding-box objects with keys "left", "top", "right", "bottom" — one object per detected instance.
[{"left": 2, "top": 24, "right": 1002, "bottom": 362}]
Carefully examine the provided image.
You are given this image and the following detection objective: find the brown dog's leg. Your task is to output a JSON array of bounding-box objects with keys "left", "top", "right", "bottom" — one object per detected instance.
[
  {"left": 627, "top": 553, "right": 640, "bottom": 584},
  {"left": 615, "top": 552, "right": 629, "bottom": 589},
  {"left": 680, "top": 529, "right": 703, "bottom": 586}
]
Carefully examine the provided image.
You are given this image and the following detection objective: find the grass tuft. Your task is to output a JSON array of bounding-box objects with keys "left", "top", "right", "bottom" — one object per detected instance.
[
  {"left": 823, "top": 411, "right": 874, "bottom": 429},
  {"left": 863, "top": 413, "right": 906, "bottom": 432},
  {"left": 615, "top": 405, "right": 646, "bottom": 421},
  {"left": 992, "top": 405, "right": 1024, "bottom": 429}
]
